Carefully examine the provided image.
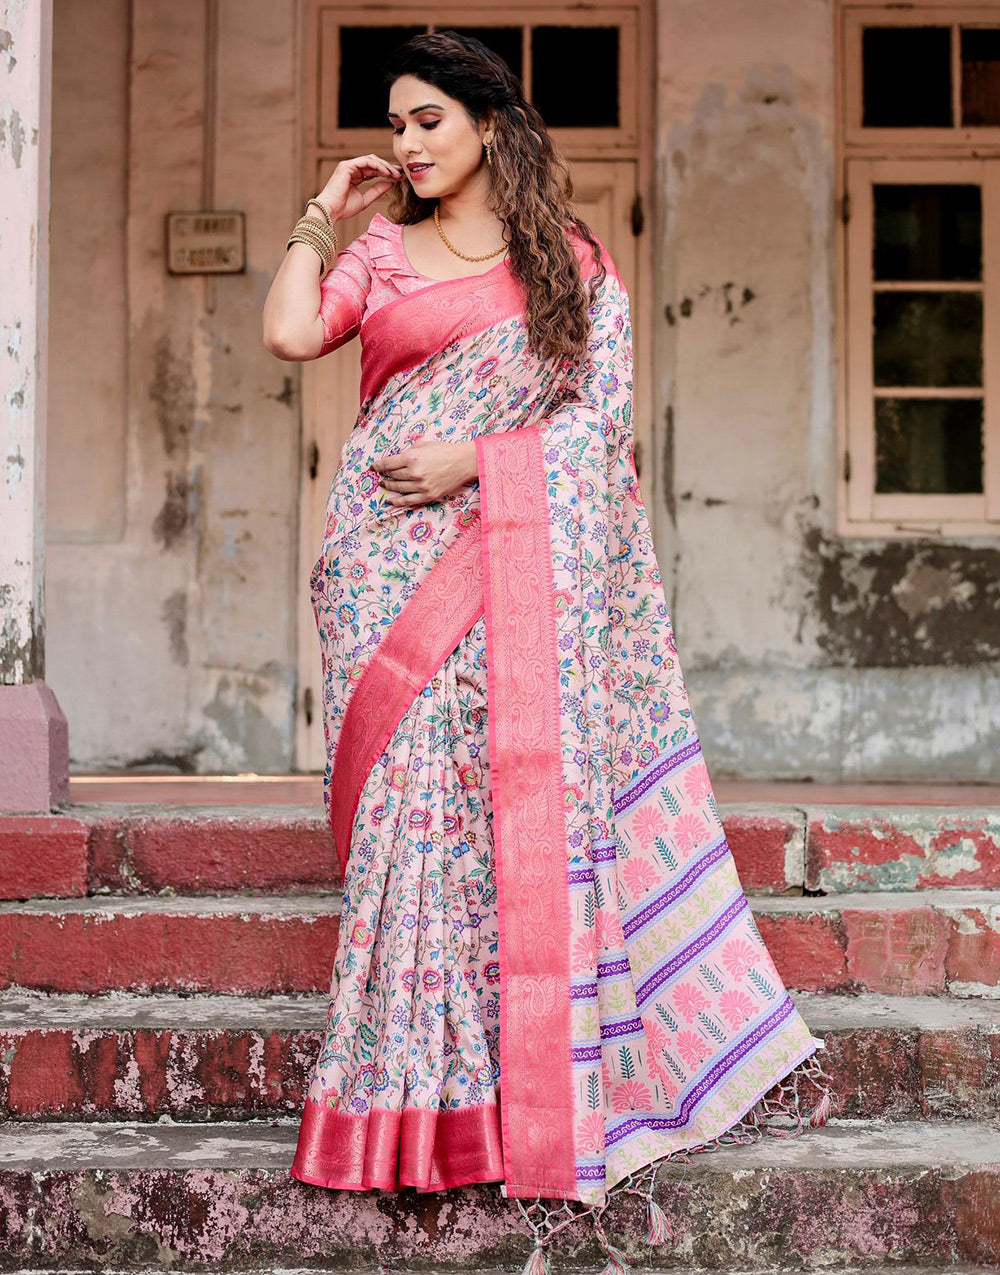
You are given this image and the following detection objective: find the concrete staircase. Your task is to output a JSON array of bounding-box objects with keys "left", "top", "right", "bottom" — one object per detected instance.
[{"left": 1, "top": 797, "right": 998, "bottom": 1271}]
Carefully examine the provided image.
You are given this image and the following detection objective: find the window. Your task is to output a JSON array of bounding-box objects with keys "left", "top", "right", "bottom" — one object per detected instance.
[
  {"left": 840, "top": 5, "right": 1000, "bottom": 533},
  {"left": 315, "top": 9, "right": 638, "bottom": 149}
]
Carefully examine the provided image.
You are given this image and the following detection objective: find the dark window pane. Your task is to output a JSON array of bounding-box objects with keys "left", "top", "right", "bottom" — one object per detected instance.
[
  {"left": 338, "top": 26, "right": 425, "bottom": 128},
  {"left": 874, "top": 292, "right": 982, "bottom": 386},
  {"left": 445, "top": 28, "right": 523, "bottom": 83},
  {"left": 863, "top": 27, "right": 952, "bottom": 127},
  {"left": 874, "top": 185, "right": 982, "bottom": 281},
  {"left": 875, "top": 398, "right": 983, "bottom": 493},
  {"left": 532, "top": 27, "right": 618, "bottom": 127},
  {"left": 962, "top": 28, "right": 1000, "bottom": 125}
]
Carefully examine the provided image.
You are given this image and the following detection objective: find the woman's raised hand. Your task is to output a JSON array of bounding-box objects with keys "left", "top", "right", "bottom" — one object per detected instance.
[{"left": 316, "top": 154, "right": 406, "bottom": 223}]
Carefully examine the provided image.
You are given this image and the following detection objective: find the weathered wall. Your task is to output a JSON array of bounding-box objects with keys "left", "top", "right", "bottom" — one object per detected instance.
[
  {"left": 45, "top": 0, "right": 300, "bottom": 771},
  {"left": 41, "top": 0, "right": 999, "bottom": 778},
  {"left": 653, "top": 0, "right": 1000, "bottom": 780}
]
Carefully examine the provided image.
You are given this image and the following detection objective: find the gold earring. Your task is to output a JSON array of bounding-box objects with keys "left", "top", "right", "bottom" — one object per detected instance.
[{"left": 485, "top": 137, "right": 493, "bottom": 167}]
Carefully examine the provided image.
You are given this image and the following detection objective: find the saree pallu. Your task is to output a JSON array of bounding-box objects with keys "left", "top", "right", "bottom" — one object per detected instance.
[{"left": 292, "top": 233, "right": 831, "bottom": 1226}]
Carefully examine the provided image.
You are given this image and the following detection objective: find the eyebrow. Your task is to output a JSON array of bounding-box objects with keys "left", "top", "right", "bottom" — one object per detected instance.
[{"left": 386, "top": 102, "right": 445, "bottom": 119}]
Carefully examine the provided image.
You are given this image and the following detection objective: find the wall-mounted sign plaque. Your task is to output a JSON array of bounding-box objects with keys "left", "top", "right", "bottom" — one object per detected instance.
[{"left": 166, "top": 211, "right": 246, "bottom": 274}]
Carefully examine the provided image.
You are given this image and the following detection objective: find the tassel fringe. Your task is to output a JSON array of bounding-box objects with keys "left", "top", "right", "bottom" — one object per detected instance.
[
  {"left": 519, "top": 1241, "right": 551, "bottom": 1275},
  {"left": 507, "top": 1044, "right": 834, "bottom": 1274}
]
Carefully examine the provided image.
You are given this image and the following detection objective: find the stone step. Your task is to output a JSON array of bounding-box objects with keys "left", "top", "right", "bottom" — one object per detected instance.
[
  {"left": 0, "top": 1121, "right": 996, "bottom": 1269},
  {"left": 2, "top": 890, "right": 999, "bottom": 997},
  {"left": 7, "top": 1270, "right": 998, "bottom": 1275},
  {"left": 0, "top": 992, "right": 996, "bottom": 1124},
  {"left": 3, "top": 804, "right": 999, "bottom": 900}
]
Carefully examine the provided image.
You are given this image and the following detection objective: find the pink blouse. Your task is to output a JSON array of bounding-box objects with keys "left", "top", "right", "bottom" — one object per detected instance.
[{"left": 316, "top": 213, "right": 437, "bottom": 357}]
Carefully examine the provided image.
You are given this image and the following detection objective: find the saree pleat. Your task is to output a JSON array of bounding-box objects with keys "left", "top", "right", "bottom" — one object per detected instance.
[{"left": 293, "top": 615, "right": 506, "bottom": 1191}]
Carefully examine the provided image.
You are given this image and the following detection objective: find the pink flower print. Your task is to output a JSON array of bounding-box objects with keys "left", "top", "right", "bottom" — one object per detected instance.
[
  {"left": 373, "top": 1066, "right": 389, "bottom": 1093},
  {"left": 673, "top": 813, "right": 706, "bottom": 857},
  {"left": 631, "top": 805, "right": 668, "bottom": 849},
  {"left": 458, "top": 763, "right": 481, "bottom": 789},
  {"left": 350, "top": 920, "right": 373, "bottom": 948},
  {"left": 400, "top": 968, "right": 416, "bottom": 992},
  {"left": 719, "top": 988, "right": 757, "bottom": 1028},
  {"left": 579, "top": 1111, "right": 605, "bottom": 1155},
  {"left": 595, "top": 908, "right": 624, "bottom": 952},
  {"left": 408, "top": 808, "right": 431, "bottom": 830},
  {"left": 348, "top": 559, "right": 370, "bottom": 582},
  {"left": 683, "top": 762, "right": 712, "bottom": 802},
  {"left": 676, "top": 1031, "right": 710, "bottom": 1068},
  {"left": 721, "top": 939, "right": 756, "bottom": 979},
  {"left": 454, "top": 508, "right": 478, "bottom": 529},
  {"left": 643, "top": 1017, "right": 669, "bottom": 1056},
  {"left": 371, "top": 803, "right": 386, "bottom": 825},
  {"left": 422, "top": 968, "right": 443, "bottom": 992},
  {"left": 622, "top": 856, "right": 659, "bottom": 899},
  {"left": 389, "top": 765, "right": 407, "bottom": 791},
  {"left": 409, "top": 519, "right": 433, "bottom": 543},
  {"left": 563, "top": 783, "right": 583, "bottom": 810},
  {"left": 602, "top": 1059, "right": 613, "bottom": 1091},
  {"left": 611, "top": 1078, "right": 652, "bottom": 1113},
  {"left": 674, "top": 981, "right": 710, "bottom": 1022},
  {"left": 475, "top": 357, "right": 498, "bottom": 379},
  {"left": 572, "top": 929, "right": 598, "bottom": 972},
  {"left": 484, "top": 960, "right": 500, "bottom": 985}
]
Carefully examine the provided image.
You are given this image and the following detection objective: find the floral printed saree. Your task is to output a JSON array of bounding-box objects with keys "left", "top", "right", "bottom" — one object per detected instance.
[{"left": 291, "top": 223, "right": 831, "bottom": 1264}]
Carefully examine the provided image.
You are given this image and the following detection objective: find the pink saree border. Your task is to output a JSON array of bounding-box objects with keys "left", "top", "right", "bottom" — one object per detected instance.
[
  {"left": 358, "top": 225, "right": 616, "bottom": 409},
  {"left": 328, "top": 514, "right": 485, "bottom": 877},
  {"left": 359, "top": 267, "right": 526, "bottom": 408},
  {"left": 475, "top": 424, "right": 577, "bottom": 1200},
  {"left": 292, "top": 1093, "right": 504, "bottom": 1192}
]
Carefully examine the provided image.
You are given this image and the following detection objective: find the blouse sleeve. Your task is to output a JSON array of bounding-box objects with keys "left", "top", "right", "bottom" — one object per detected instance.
[{"left": 314, "top": 230, "right": 374, "bottom": 357}]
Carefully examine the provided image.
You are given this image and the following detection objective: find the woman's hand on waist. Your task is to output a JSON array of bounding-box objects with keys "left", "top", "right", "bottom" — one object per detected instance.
[{"left": 372, "top": 440, "right": 478, "bottom": 507}]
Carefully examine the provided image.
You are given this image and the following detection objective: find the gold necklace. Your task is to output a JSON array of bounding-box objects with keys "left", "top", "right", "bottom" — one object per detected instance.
[{"left": 433, "top": 206, "right": 507, "bottom": 262}]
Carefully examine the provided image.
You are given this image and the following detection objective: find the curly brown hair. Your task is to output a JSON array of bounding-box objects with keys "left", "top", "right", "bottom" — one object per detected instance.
[{"left": 382, "top": 31, "right": 608, "bottom": 365}]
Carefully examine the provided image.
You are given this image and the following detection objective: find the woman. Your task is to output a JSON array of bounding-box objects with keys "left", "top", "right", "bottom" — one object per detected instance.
[{"left": 262, "top": 30, "right": 831, "bottom": 1274}]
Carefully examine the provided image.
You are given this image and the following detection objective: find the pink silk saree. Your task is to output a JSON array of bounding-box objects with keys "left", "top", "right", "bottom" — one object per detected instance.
[{"left": 291, "top": 225, "right": 831, "bottom": 1229}]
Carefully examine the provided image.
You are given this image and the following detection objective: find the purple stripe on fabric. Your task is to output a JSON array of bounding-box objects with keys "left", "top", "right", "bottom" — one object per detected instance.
[
  {"left": 576, "top": 1165, "right": 607, "bottom": 1181},
  {"left": 568, "top": 954, "right": 633, "bottom": 1002},
  {"left": 604, "top": 995, "right": 796, "bottom": 1148},
  {"left": 568, "top": 867, "right": 594, "bottom": 886},
  {"left": 601, "top": 1015, "right": 644, "bottom": 1041},
  {"left": 599, "top": 955, "right": 632, "bottom": 979},
  {"left": 572, "top": 1044, "right": 602, "bottom": 1064},
  {"left": 621, "top": 835, "right": 730, "bottom": 941},
  {"left": 592, "top": 841, "right": 617, "bottom": 864},
  {"left": 635, "top": 892, "right": 749, "bottom": 1008},
  {"left": 612, "top": 736, "right": 702, "bottom": 816}
]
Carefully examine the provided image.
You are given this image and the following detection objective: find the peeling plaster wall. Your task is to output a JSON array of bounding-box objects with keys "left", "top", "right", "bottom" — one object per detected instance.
[
  {"left": 654, "top": 0, "right": 1000, "bottom": 780},
  {"left": 44, "top": 0, "right": 299, "bottom": 771},
  {"left": 37, "top": 0, "right": 1000, "bottom": 778}
]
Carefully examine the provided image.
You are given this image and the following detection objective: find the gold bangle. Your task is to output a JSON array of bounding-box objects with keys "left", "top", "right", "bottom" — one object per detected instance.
[
  {"left": 287, "top": 230, "right": 334, "bottom": 277},
  {"left": 289, "top": 216, "right": 338, "bottom": 257},
  {"left": 288, "top": 217, "right": 337, "bottom": 260},
  {"left": 305, "top": 198, "right": 333, "bottom": 228},
  {"left": 302, "top": 206, "right": 339, "bottom": 253}
]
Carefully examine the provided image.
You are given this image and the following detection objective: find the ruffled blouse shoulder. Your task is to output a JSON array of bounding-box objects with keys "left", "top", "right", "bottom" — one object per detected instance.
[{"left": 362, "top": 213, "right": 425, "bottom": 288}]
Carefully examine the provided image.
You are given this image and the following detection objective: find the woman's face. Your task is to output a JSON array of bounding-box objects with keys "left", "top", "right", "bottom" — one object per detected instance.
[{"left": 387, "top": 75, "right": 489, "bottom": 198}]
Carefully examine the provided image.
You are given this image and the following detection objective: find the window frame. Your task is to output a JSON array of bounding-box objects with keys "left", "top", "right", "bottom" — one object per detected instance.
[{"left": 837, "top": 1, "right": 1000, "bottom": 537}]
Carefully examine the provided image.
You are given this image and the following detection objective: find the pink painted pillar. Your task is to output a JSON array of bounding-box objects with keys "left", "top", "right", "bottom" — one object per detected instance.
[{"left": 0, "top": 0, "right": 69, "bottom": 813}]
